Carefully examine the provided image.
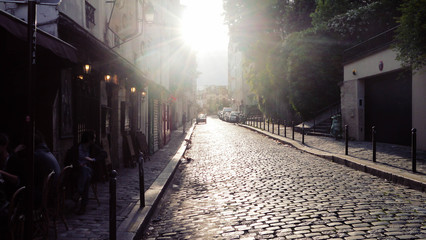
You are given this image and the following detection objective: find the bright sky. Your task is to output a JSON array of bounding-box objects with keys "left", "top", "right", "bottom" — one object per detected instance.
[{"left": 180, "top": 0, "right": 229, "bottom": 90}]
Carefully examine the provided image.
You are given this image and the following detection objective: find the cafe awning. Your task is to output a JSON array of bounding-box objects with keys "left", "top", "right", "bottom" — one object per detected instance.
[{"left": 0, "top": 9, "right": 78, "bottom": 63}]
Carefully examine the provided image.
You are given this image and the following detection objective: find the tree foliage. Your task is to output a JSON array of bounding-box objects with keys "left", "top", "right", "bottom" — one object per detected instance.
[
  {"left": 283, "top": 30, "right": 343, "bottom": 120},
  {"left": 394, "top": 0, "right": 426, "bottom": 70},
  {"left": 224, "top": 0, "right": 421, "bottom": 121}
]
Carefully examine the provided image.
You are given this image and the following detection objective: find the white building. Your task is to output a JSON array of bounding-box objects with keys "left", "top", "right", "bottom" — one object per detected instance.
[
  {"left": 228, "top": 39, "right": 256, "bottom": 115},
  {"left": 341, "top": 27, "right": 426, "bottom": 150}
]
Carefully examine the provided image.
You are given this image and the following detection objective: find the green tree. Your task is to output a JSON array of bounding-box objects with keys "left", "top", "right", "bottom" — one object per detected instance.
[
  {"left": 224, "top": 0, "right": 416, "bottom": 122},
  {"left": 394, "top": 0, "right": 426, "bottom": 70},
  {"left": 323, "top": 0, "right": 401, "bottom": 44},
  {"left": 284, "top": 30, "right": 343, "bottom": 119}
]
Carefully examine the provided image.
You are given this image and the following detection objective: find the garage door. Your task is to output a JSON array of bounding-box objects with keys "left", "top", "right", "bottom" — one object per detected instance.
[{"left": 365, "top": 69, "right": 412, "bottom": 145}]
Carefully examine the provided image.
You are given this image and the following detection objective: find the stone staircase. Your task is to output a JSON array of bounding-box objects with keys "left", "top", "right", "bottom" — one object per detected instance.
[
  {"left": 295, "top": 102, "right": 340, "bottom": 137},
  {"left": 306, "top": 118, "right": 332, "bottom": 137}
]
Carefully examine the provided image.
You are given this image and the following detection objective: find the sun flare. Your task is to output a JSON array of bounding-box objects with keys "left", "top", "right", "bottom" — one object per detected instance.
[{"left": 180, "top": 0, "right": 228, "bottom": 52}]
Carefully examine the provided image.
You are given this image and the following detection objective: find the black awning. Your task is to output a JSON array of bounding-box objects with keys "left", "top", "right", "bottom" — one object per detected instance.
[{"left": 0, "top": 9, "right": 78, "bottom": 63}]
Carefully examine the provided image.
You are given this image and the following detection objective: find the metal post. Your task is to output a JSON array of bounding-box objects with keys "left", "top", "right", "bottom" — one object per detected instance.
[
  {"left": 284, "top": 121, "right": 287, "bottom": 137},
  {"left": 345, "top": 125, "right": 349, "bottom": 155},
  {"left": 267, "top": 118, "right": 270, "bottom": 132},
  {"left": 110, "top": 170, "right": 117, "bottom": 240},
  {"left": 372, "top": 126, "right": 376, "bottom": 162},
  {"left": 263, "top": 117, "right": 266, "bottom": 130},
  {"left": 272, "top": 119, "right": 274, "bottom": 133},
  {"left": 278, "top": 120, "right": 280, "bottom": 136},
  {"left": 138, "top": 154, "right": 145, "bottom": 207},
  {"left": 25, "top": 1, "right": 37, "bottom": 238},
  {"left": 292, "top": 121, "right": 295, "bottom": 140},
  {"left": 313, "top": 118, "right": 316, "bottom": 133},
  {"left": 412, "top": 128, "right": 417, "bottom": 173},
  {"left": 302, "top": 123, "right": 305, "bottom": 144}
]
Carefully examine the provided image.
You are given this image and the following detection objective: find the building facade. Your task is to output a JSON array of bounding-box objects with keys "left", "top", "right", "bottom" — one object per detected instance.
[
  {"left": 228, "top": 39, "right": 257, "bottom": 115},
  {"left": 341, "top": 28, "right": 426, "bottom": 150},
  {"left": 0, "top": 0, "right": 194, "bottom": 171}
]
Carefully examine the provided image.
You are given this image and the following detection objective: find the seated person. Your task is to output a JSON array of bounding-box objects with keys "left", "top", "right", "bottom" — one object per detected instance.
[
  {"left": 75, "top": 130, "right": 106, "bottom": 215},
  {"left": 0, "top": 133, "right": 24, "bottom": 199},
  {"left": 0, "top": 133, "right": 22, "bottom": 235},
  {"left": 33, "top": 130, "right": 61, "bottom": 208}
]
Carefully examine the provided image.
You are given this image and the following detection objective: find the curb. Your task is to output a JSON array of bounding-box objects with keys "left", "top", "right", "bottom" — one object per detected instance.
[
  {"left": 116, "top": 123, "right": 196, "bottom": 240},
  {"left": 240, "top": 124, "right": 426, "bottom": 192}
]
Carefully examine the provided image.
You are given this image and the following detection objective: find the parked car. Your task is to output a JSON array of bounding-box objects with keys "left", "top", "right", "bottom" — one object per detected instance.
[
  {"left": 196, "top": 114, "right": 207, "bottom": 124},
  {"left": 229, "top": 111, "right": 240, "bottom": 123},
  {"left": 223, "top": 111, "right": 231, "bottom": 122},
  {"left": 218, "top": 111, "right": 223, "bottom": 120},
  {"left": 221, "top": 107, "right": 232, "bottom": 121}
]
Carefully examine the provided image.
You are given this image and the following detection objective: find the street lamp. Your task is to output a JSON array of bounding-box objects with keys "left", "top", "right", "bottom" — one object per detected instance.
[
  {"left": 104, "top": 74, "right": 111, "bottom": 83},
  {"left": 83, "top": 64, "right": 92, "bottom": 74},
  {"left": 141, "top": 90, "right": 147, "bottom": 101}
]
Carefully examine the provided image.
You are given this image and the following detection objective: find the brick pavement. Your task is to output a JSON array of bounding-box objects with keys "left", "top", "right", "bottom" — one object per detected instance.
[{"left": 53, "top": 117, "right": 425, "bottom": 239}]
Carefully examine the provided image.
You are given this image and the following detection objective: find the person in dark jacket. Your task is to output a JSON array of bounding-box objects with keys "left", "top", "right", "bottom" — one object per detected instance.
[
  {"left": 76, "top": 130, "right": 103, "bottom": 215},
  {"left": 34, "top": 130, "right": 61, "bottom": 208}
]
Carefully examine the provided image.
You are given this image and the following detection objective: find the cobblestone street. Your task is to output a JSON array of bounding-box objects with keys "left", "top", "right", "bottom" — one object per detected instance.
[{"left": 141, "top": 117, "right": 426, "bottom": 239}]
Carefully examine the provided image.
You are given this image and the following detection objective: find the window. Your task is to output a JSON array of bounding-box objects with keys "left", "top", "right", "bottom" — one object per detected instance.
[{"left": 85, "top": 1, "right": 95, "bottom": 28}]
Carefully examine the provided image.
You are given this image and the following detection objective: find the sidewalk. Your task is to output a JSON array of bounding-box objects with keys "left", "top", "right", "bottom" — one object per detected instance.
[
  {"left": 55, "top": 123, "right": 195, "bottom": 240},
  {"left": 240, "top": 123, "right": 426, "bottom": 192}
]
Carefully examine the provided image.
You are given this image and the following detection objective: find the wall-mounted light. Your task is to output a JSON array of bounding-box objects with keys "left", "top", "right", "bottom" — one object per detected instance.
[
  {"left": 131, "top": 87, "right": 136, "bottom": 93},
  {"left": 352, "top": 69, "right": 357, "bottom": 75},
  {"left": 141, "top": 91, "right": 147, "bottom": 101},
  {"left": 104, "top": 74, "right": 111, "bottom": 83},
  {"left": 77, "top": 75, "right": 84, "bottom": 80},
  {"left": 83, "top": 64, "right": 92, "bottom": 74}
]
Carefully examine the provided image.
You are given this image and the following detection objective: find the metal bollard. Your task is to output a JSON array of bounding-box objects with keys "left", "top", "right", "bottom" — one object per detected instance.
[
  {"left": 412, "top": 128, "right": 417, "bottom": 173},
  {"left": 292, "top": 121, "right": 295, "bottom": 140},
  {"left": 302, "top": 123, "right": 305, "bottom": 144},
  {"left": 284, "top": 121, "right": 287, "bottom": 137},
  {"left": 372, "top": 126, "right": 376, "bottom": 162},
  {"left": 345, "top": 125, "right": 349, "bottom": 155},
  {"left": 138, "top": 153, "right": 145, "bottom": 207},
  {"left": 313, "top": 118, "right": 316, "bottom": 133},
  {"left": 267, "top": 118, "right": 270, "bottom": 132},
  {"left": 278, "top": 120, "right": 280, "bottom": 136},
  {"left": 109, "top": 170, "right": 117, "bottom": 240}
]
